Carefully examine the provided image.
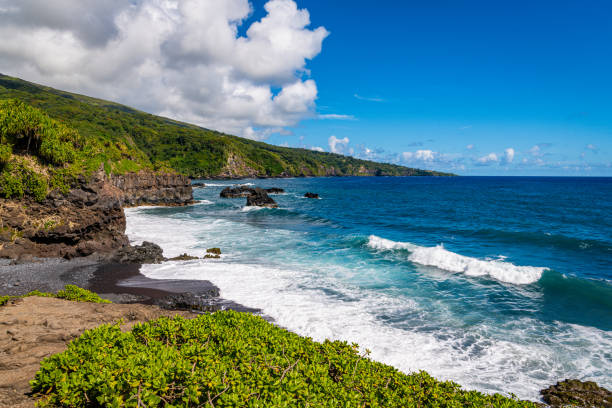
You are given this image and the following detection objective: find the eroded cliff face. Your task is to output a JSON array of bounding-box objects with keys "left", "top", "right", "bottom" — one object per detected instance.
[
  {"left": 0, "top": 169, "right": 193, "bottom": 260},
  {"left": 111, "top": 172, "right": 193, "bottom": 207}
]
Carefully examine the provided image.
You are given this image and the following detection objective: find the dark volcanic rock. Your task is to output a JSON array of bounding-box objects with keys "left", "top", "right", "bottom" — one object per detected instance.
[
  {"left": 540, "top": 379, "right": 611, "bottom": 408},
  {"left": 191, "top": 182, "right": 206, "bottom": 188},
  {"left": 0, "top": 166, "right": 195, "bottom": 260},
  {"left": 168, "top": 253, "right": 199, "bottom": 261},
  {"left": 304, "top": 192, "right": 319, "bottom": 199},
  {"left": 220, "top": 185, "right": 255, "bottom": 198},
  {"left": 112, "top": 242, "right": 165, "bottom": 264},
  {"left": 111, "top": 172, "right": 193, "bottom": 206},
  {"left": 153, "top": 291, "right": 220, "bottom": 312},
  {"left": 246, "top": 188, "right": 278, "bottom": 208},
  {"left": 0, "top": 169, "right": 127, "bottom": 260},
  {"left": 265, "top": 188, "right": 285, "bottom": 194}
]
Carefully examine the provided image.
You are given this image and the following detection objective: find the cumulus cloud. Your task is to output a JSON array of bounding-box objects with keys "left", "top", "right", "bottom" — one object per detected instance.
[
  {"left": 504, "top": 147, "right": 515, "bottom": 163},
  {"left": 328, "top": 135, "right": 349, "bottom": 154},
  {"left": 310, "top": 146, "right": 324, "bottom": 152},
  {"left": 0, "top": 0, "right": 329, "bottom": 139},
  {"left": 476, "top": 152, "right": 499, "bottom": 165},
  {"left": 466, "top": 144, "right": 474, "bottom": 150},
  {"left": 401, "top": 149, "right": 436, "bottom": 162}
]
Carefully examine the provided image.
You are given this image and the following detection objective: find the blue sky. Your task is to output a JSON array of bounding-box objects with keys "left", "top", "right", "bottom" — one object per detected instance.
[
  {"left": 259, "top": 0, "right": 612, "bottom": 175},
  {"left": 1, "top": 0, "right": 610, "bottom": 175}
]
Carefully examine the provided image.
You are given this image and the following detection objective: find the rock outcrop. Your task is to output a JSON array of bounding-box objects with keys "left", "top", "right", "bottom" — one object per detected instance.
[
  {"left": 220, "top": 185, "right": 254, "bottom": 198},
  {"left": 0, "top": 169, "right": 194, "bottom": 260},
  {"left": 246, "top": 188, "right": 278, "bottom": 208},
  {"left": 540, "top": 379, "right": 611, "bottom": 408},
  {"left": 111, "top": 172, "right": 193, "bottom": 206},
  {"left": 0, "top": 170, "right": 127, "bottom": 260},
  {"left": 304, "top": 192, "right": 319, "bottom": 199},
  {"left": 152, "top": 290, "right": 221, "bottom": 312},
  {"left": 265, "top": 188, "right": 285, "bottom": 194},
  {"left": 112, "top": 241, "right": 165, "bottom": 264}
]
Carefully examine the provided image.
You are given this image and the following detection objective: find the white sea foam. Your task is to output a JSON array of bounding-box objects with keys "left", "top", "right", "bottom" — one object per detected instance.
[
  {"left": 202, "top": 182, "right": 255, "bottom": 187},
  {"left": 368, "top": 235, "right": 546, "bottom": 285},
  {"left": 241, "top": 206, "right": 265, "bottom": 212},
  {"left": 124, "top": 209, "right": 612, "bottom": 401}
]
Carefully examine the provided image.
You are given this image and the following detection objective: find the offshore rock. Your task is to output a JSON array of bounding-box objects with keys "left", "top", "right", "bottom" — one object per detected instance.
[
  {"left": 246, "top": 188, "right": 278, "bottom": 208},
  {"left": 304, "top": 192, "right": 320, "bottom": 199},
  {"left": 112, "top": 241, "right": 165, "bottom": 264},
  {"left": 265, "top": 188, "right": 285, "bottom": 194},
  {"left": 220, "top": 185, "right": 255, "bottom": 198},
  {"left": 540, "top": 379, "right": 611, "bottom": 408},
  {"left": 168, "top": 253, "right": 199, "bottom": 261}
]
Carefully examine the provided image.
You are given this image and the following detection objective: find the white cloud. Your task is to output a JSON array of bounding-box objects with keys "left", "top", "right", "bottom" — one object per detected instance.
[
  {"left": 310, "top": 146, "right": 324, "bottom": 152},
  {"left": 317, "top": 113, "right": 355, "bottom": 120},
  {"left": 328, "top": 135, "right": 349, "bottom": 154},
  {"left": 0, "top": 0, "right": 329, "bottom": 139},
  {"left": 586, "top": 144, "right": 598, "bottom": 153},
  {"left": 476, "top": 152, "right": 499, "bottom": 164},
  {"left": 401, "top": 149, "right": 436, "bottom": 162},
  {"left": 530, "top": 145, "right": 541, "bottom": 156},
  {"left": 354, "top": 93, "right": 384, "bottom": 102},
  {"left": 466, "top": 144, "right": 474, "bottom": 150},
  {"left": 504, "top": 147, "right": 515, "bottom": 163}
]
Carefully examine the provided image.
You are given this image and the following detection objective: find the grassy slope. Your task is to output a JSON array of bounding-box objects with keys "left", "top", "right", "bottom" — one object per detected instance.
[{"left": 0, "top": 74, "right": 454, "bottom": 178}]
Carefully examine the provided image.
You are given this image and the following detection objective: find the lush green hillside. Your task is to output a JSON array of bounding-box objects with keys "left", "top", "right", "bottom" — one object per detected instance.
[
  {"left": 0, "top": 74, "right": 454, "bottom": 178},
  {"left": 0, "top": 99, "right": 155, "bottom": 201}
]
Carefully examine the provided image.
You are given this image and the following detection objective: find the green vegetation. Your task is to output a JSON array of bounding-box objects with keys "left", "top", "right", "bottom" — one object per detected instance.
[
  {"left": 0, "top": 98, "right": 151, "bottom": 200},
  {"left": 0, "top": 74, "right": 454, "bottom": 180},
  {"left": 0, "top": 284, "right": 111, "bottom": 306},
  {"left": 32, "top": 311, "right": 533, "bottom": 408}
]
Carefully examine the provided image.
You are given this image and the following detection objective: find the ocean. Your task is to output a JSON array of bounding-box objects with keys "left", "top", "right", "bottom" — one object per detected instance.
[{"left": 124, "top": 176, "right": 612, "bottom": 401}]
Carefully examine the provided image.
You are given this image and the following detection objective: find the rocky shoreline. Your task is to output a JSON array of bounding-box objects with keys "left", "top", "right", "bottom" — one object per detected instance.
[{"left": 1, "top": 177, "right": 610, "bottom": 407}]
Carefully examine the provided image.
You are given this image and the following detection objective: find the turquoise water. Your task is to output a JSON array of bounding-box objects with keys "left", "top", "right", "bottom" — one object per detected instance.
[{"left": 125, "top": 177, "right": 612, "bottom": 400}]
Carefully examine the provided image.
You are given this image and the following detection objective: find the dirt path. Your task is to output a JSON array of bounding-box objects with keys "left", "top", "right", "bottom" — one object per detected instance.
[{"left": 0, "top": 297, "right": 196, "bottom": 408}]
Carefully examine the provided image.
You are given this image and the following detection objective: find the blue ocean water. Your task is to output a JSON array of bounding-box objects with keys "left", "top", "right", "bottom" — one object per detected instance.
[{"left": 125, "top": 177, "right": 612, "bottom": 400}]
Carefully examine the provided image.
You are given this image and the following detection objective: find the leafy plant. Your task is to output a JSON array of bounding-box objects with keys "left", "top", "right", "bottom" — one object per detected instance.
[
  {"left": 32, "top": 311, "right": 535, "bottom": 408},
  {"left": 55, "top": 284, "right": 111, "bottom": 303},
  {"left": 0, "top": 285, "right": 111, "bottom": 306}
]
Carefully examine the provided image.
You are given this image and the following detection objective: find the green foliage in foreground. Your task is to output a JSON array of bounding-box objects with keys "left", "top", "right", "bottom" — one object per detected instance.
[
  {"left": 32, "top": 312, "right": 534, "bottom": 408},
  {"left": 0, "top": 284, "right": 110, "bottom": 306},
  {"left": 0, "top": 74, "right": 454, "bottom": 178}
]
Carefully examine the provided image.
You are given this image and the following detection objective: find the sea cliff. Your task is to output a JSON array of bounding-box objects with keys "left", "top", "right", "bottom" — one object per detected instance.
[{"left": 0, "top": 169, "right": 192, "bottom": 260}]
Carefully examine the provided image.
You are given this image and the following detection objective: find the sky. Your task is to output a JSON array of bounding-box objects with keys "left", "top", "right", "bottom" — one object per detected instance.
[{"left": 0, "top": 0, "right": 611, "bottom": 175}]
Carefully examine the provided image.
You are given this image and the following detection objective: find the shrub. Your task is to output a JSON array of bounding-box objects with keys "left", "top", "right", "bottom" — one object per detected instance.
[
  {"left": 0, "top": 169, "right": 24, "bottom": 198},
  {"left": 31, "top": 312, "right": 536, "bottom": 408},
  {"left": 55, "top": 284, "right": 111, "bottom": 303},
  {"left": 24, "top": 169, "right": 48, "bottom": 202},
  {"left": 0, "top": 143, "right": 11, "bottom": 166},
  {"left": 0, "top": 285, "right": 110, "bottom": 307}
]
